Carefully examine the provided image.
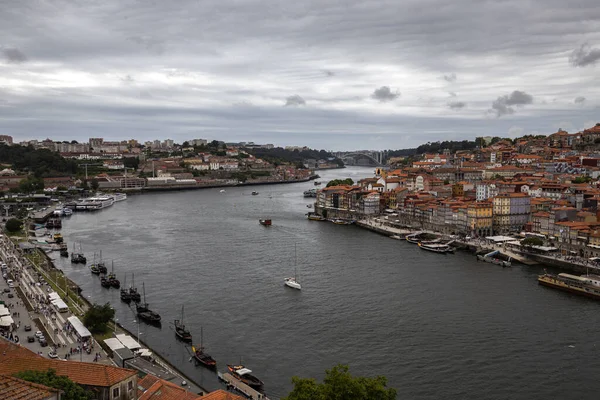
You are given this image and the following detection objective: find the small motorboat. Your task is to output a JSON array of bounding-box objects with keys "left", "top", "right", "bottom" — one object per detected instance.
[
  {"left": 252, "top": 191, "right": 259, "bottom": 195},
  {"left": 306, "top": 204, "right": 313, "bottom": 208},
  {"left": 227, "top": 364, "right": 264, "bottom": 389},
  {"left": 220, "top": 189, "right": 226, "bottom": 193},
  {"left": 60, "top": 249, "right": 69, "bottom": 257},
  {"left": 259, "top": 219, "right": 272, "bottom": 226}
]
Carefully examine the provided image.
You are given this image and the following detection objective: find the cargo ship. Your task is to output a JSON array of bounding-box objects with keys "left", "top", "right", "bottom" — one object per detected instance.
[{"left": 538, "top": 272, "right": 600, "bottom": 299}]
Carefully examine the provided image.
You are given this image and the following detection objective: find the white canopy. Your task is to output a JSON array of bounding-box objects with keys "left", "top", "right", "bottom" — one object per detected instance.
[
  {"left": 236, "top": 368, "right": 253, "bottom": 376},
  {"left": 104, "top": 338, "right": 125, "bottom": 351},
  {"left": 48, "top": 292, "right": 60, "bottom": 301},
  {"left": 66, "top": 316, "right": 92, "bottom": 339},
  {"left": 0, "top": 316, "right": 14, "bottom": 326},
  {"left": 136, "top": 349, "right": 152, "bottom": 357},
  {"left": 52, "top": 298, "right": 68, "bottom": 310},
  {"left": 485, "top": 235, "right": 515, "bottom": 243},
  {"left": 115, "top": 333, "right": 141, "bottom": 350},
  {"left": 0, "top": 306, "right": 10, "bottom": 317}
]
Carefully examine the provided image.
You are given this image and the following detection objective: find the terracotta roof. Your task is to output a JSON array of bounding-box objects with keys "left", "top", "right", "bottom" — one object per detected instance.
[
  {"left": 0, "top": 355, "right": 136, "bottom": 388},
  {"left": 202, "top": 389, "right": 245, "bottom": 400},
  {"left": 137, "top": 375, "right": 206, "bottom": 400},
  {"left": 0, "top": 342, "right": 43, "bottom": 359},
  {"left": 0, "top": 374, "right": 60, "bottom": 400}
]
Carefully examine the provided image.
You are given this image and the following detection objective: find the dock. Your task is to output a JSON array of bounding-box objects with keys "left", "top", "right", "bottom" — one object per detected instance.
[{"left": 218, "top": 372, "right": 269, "bottom": 400}]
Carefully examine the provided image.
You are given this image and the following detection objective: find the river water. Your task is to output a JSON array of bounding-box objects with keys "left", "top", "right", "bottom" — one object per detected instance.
[{"left": 51, "top": 167, "right": 600, "bottom": 400}]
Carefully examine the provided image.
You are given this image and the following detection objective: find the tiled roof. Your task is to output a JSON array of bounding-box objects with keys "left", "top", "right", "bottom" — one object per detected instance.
[
  {"left": 0, "top": 374, "right": 60, "bottom": 400},
  {"left": 0, "top": 355, "right": 136, "bottom": 387},
  {"left": 0, "top": 342, "right": 43, "bottom": 359},
  {"left": 137, "top": 375, "right": 205, "bottom": 400},
  {"left": 202, "top": 389, "right": 245, "bottom": 400}
]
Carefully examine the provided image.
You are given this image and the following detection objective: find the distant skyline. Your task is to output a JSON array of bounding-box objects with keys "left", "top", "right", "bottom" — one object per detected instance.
[{"left": 1, "top": 0, "right": 599, "bottom": 151}]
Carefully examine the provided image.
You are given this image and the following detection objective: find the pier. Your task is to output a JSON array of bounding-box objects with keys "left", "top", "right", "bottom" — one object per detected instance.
[{"left": 218, "top": 372, "right": 269, "bottom": 400}]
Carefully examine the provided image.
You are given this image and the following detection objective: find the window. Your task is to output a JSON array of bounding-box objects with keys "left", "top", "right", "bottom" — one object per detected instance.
[
  {"left": 112, "top": 387, "right": 119, "bottom": 398},
  {"left": 128, "top": 381, "right": 133, "bottom": 391}
]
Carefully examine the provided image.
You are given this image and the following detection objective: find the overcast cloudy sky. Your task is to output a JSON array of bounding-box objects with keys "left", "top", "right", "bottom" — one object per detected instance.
[{"left": 1, "top": 0, "right": 599, "bottom": 150}]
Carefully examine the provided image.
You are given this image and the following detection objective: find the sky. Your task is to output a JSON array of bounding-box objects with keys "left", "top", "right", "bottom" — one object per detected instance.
[{"left": 1, "top": 0, "right": 599, "bottom": 151}]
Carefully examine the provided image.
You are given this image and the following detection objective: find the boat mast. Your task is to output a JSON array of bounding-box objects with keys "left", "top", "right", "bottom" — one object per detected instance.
[{"left": 143, "top": 282, "right": 147, "bottom": 306}]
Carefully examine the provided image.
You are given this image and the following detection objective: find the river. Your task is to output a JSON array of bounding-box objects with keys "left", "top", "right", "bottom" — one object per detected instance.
[{"left": 51, "top": 167, "right": 600, "bottom": 400}]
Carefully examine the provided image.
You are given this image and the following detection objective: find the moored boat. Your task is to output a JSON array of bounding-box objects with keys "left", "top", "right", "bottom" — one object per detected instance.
[
  {"left": 251, "top": 191, "right": 259, "bottom": 195},
  {"left": 173, "top": 305, "right": 192, "bottom": 342},
  {"left": 307, "top": 213, "right": 325, "bottom": 221},
  {"left": 129, "top": 273, "right": 141, "bottom": 303},
  {"left": 418, "top": 242, "right": 453, "bottom": 254},
  {"left": 303, "top": 189, "right": 317, "bottom": 198},
  {"left": 227, "top": 364, "right": 264, "bottom": 389},
  {"left": 120, "top": 275, "right": 131, "bottom": 302},
  {"left": 136, "top": 283, "right": 161, "bottom": 324},
  {"left": 259, "top": 219, "right": 272, "bottom": 226},
  {"left": 100, "top": 276, "right": 111, "bottom": 288},
  {"left": 60, "top": 248, "right": 69, "bottom": 257},
  {"left": 192, "top": 327, "right": 216, "bottom": 368},
  {"left": 538, "top": 272, "right": 600, "bottom": 300}
]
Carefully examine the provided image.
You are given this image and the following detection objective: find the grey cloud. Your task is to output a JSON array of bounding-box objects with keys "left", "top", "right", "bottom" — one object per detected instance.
[
  {"left": 489, "top": 90, "right": 534, "bottom": 117},
  {"left": 448, "top": 101, "right": 466, "bottom": 109},
  {"left": 2, "top": 48, "right": 27, "bottom": 63},
  {"left": 448, "top": 92, "right": 457, "bottom": 97},
  {"left": 443, "top": 73, "right": 457, "bottom": 82},
  {"left": 574, "top": 96, "right": 586, "bottom": 104},
  {"left": 121, "top": 75, "right": 135, "bottom": 84},
  {"left": 285, "top": 95, "right": 306, "bottom": 106},
  {"left": 569, "top": 43, "right": 600, "bottom": 67},
  {"left": 323, "top": 70, "right": 335, "bottom": 77},
  {"left": 127, "top": 36, "right": 165, "bottom": 54},
  {"left": 371, "top": 86, "right": 399, "bottom": 102}
]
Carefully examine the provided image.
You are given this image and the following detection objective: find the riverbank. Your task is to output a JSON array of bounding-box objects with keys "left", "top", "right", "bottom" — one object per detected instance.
[
  {"left": 0, "top": 235, "right": 209, "bottom": 395},
  {"left": 353, "top": 216, "right": 597, "bottom": 273}
]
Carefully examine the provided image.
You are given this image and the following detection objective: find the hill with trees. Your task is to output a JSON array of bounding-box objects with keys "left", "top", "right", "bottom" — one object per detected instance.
[
  {"left": 245, "top": 147, "right": 338, "bottom": 166},
  {"left": 0, "top": 144, "right": 77, "bottom": 177}
]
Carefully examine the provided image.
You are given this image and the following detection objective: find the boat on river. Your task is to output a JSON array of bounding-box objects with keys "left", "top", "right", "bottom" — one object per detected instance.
[
  {"left": 252, "top": 191, "right": 259, "bottom": 196},
  {"left": 100, "top": 275, "right": 111, "bottom": 288},
  {"left": 418, "top": 242, "right": 454, "bottom": 254},
  {"left": 303, "top": 189, "right": 317, "bottom": 198},
  {"left": 227, "top": 364, "right": 264, "bottom": 389},
  {"left": 108, "top": 262, "right": 120, "bottom": 288},
  {"left": 477, "top": 250, "right": 511, "bottom": 267},
  {"left": 307, "top": 212, "right": 325, "bottom": 221},
  {"left": 120, "top": 274, "right": 131, "bottom": 303},
  {"left": 111, "top": 192, "right": 127, "bottom": 202},
  {"left": 259, "top": 219, "right": 272, "bottom": 226},
  {"left": 173, "top": 305, "right": 192, "bottom": 342},
  {"left": 192, "top": 327, "right": 216, "bottom": 368},
  {"left": 538, "top": 272, "right": 600, "bottom": 300},
  {"left": 75, "top": 196, "right": 115, "bottom": 211},
  {"left": 331, "top": 218, "right": 353, "bottom": 225},
  {"left": 129, "top": 273, "right": 141, "bottom": 303},
  {"left": 70, "top": 243, "right": 86, "bottom": 264},
  {"left": 137, "top": 283, "right": 161, "bottom": 324},
  {"left": 284, "top": 244, "right": 302, "bottom": 290}
]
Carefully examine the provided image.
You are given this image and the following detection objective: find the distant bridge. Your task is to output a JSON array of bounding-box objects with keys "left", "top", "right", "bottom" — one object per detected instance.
[{"left": 334, "top": 151, "right": 385, "bottom": 167}]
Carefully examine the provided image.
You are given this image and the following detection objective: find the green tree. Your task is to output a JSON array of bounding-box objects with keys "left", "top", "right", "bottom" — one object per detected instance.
[
  {"left": 326, "top": 178, "right": 354, "bottom": 187},
  {"left": 18, "top": 176, "right": 44, "bottom": 193},
  {"left": 15, "top": 369, "right": 93, "bottom": 400},
  {"left": 283, "top": 364, "right": 396, "bottom": 400},
  {"left": 83, "top": 302, "right": 115, "bottom": 334},
  {"left": 5, "top": 218, "right": 23, "bottom": 233},
  {"left": 123, "top": 157, "right": 140, "bottom": 170},
  {"left": 522, "top": 237, "right": 544, "bottom": 247},
  {"left": 90, "top": 179, "right": 99, "bottom": 191}
]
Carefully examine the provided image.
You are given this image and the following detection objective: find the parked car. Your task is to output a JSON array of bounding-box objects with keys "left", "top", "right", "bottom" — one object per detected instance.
[
  {"left": 24, "top": 325, "right": 31, "bottom": 331},
  {"left": 39, "top": 339, "right": 48, "bottom": 347},
  {"left": 27, "top": 336, "right": 35, "bottom": 343},
  {"left": 48, "top": 351, "right": 58, "bottom": 359},
  {"left": 2, "top": 288, "right": 9, "bottom": 293},
  {"left": 7, "top": 293, "right": 13, "bottom": 298},
  {"left": 34, "top": 331, "right": 43, "bottom": 338}
]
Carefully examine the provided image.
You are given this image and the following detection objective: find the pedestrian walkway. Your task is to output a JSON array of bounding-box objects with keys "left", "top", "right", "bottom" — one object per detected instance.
[{"left": 0, "top": 234, "right": 110, "bottom": 364}]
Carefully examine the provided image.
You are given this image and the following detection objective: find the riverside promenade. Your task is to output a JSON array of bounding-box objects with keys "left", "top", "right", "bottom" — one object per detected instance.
[{"left": 0, "top": 233, "right": 207, "bottom": 395}]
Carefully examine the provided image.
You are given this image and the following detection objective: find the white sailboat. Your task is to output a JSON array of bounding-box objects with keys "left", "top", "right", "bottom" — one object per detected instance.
[{"left": 284, "top": 244, "right": 302, "bottom": 290}]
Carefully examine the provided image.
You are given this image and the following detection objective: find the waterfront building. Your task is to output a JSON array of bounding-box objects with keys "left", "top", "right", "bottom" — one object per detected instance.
[
  {"left": 467, "top": 202, "right": 493, "bottom": 237},
  {"left": 492, "top": 193, "right": 531, "bottom": 234}
]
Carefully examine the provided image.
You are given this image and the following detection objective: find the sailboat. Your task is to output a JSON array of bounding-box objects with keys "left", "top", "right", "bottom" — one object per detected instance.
[
  {"left": 97, "top": 250, "right": 107, "bottom": 274},
  {"left": 120, "top": 274, "right": 131, "bottom": 302},
  {"left": 227, "top": 363, "right": 264, "bottom": 389},
  {"left": 284, "top": 244, "right": 302, "bottom": 290},
  {"left": 129, "top": 273, "right": 141, "bottom": 303},
  {"left": 108, "top": 261, "right": 120, "bottom": 288},
  {"left": 192, "top": 327, "right": 216, "bottom": 369},
  {"left": 173, "top": 305, "right": 192, "bottom": 342},
  {"left": 136, "top": 283, "right": 161, "bottom": 324}
]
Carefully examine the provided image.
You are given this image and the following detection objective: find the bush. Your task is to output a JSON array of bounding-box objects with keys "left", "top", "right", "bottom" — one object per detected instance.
[{"left": 5, "top": 218, "right": 22, "bottom": 233}]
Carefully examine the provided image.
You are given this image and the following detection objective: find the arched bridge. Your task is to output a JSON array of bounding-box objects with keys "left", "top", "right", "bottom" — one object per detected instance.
[{"left": 335, "top": 151, "right": 384, "bottom": 167}]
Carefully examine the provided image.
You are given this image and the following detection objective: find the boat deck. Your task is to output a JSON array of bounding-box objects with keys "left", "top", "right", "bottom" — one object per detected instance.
[{"left": 218, "top": 372, "right": 269, "bottom": 400}]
